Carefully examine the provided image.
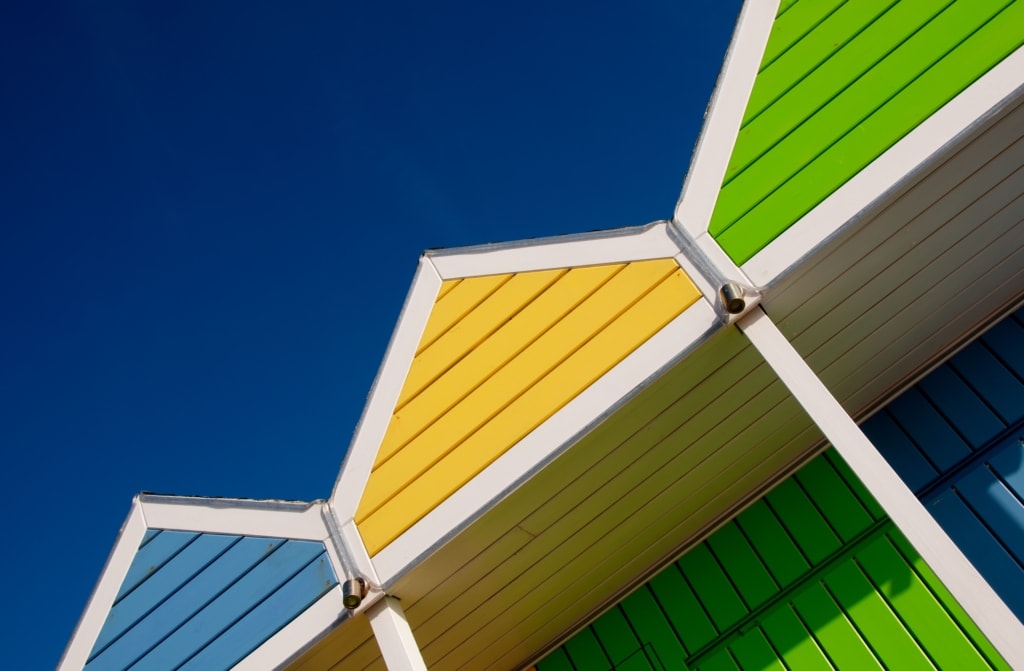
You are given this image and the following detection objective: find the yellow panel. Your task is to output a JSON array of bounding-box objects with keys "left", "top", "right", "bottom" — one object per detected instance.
[
  {"left": 416, "top": 273, "right": 511, "bottom": 355},
  {"left": 356, "top": 258, "right": 700, "bottom": 555},
  {"left": 394, "top": 268, "right": 568, "bottom": 412}
]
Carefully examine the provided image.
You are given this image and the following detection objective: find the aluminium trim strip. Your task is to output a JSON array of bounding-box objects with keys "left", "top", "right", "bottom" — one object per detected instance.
[{"left": 738, "top": 306, "right": 1024, "bottom": 667}]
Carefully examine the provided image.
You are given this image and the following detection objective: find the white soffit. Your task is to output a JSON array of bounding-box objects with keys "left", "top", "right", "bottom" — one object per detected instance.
[
  {"left": 371, "top": 297, "right": 721, "bottom": 583},
  {"left": 743, "top": 45, "right": 1024, "bottom": 288},
  {"left": 672, "top": 0, "right": 778, "bottom": 283},
  {"left": 58, "top": 501, "right": 148, "bottom": 671}
]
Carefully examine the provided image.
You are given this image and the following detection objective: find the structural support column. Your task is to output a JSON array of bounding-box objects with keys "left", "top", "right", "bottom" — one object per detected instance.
[
  {"left": 367, "top": 596, "right": 428, "bottom": 671},
  {"left": 737, "top": 306, "right": 1024, "bottom": 667}
]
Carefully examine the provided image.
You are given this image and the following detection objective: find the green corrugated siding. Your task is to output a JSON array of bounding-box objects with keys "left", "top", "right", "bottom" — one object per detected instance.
[
  {"left": 536, "top": 451, "right": 1007, "bottom": 671},
  {"left": 711, "top": 0, "right": 1024, "bottom": 265}
]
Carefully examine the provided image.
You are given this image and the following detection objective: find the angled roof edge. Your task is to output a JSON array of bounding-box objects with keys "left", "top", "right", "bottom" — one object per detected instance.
[
  {"left": 742, "top": 44, "right": 1024, "bottom": 287},
  {"left": 672, "top": 0, "right": 777, "bottom": 286},
  {"left": 58, "top": 495, "right": 343, "bottom": 671},
  {"left": 234, "top": 589, "right": 349, "bottom": 671},
  {"left": 371, "top": 298, "right": 720, "bottom": 583},
  {"left": 328, "top": 223, "right": 690, "bottom": 526}
]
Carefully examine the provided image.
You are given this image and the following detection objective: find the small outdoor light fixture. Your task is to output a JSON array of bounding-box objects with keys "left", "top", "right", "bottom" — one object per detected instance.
[
  {"left": 720, "top": 282, "right": 747, "bottom": 314},
  {"left": 342, "top": 577, "right": 368, "bottom": 610}
]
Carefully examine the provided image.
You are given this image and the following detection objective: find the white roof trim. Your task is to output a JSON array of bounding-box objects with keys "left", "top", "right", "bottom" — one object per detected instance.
[
  {"left": 427, "top": 223, "right": 680, "bottom": 279},
  {"left": 370, "top": 298, "right": 721, "bottom": 583},
  {"left": 741, "top": 44, "right": 1024, "bottom": 288},
  {"left": 58, "top": 499, "right": 148, "bottom": 671},
  {"left": 233, "top": 589, "right": 346, "bottom": 671},
  {"left": 137, "top": 495, "right": 330, "bottom": 541},
  {"left": 673, "top": 0, "right": 778, "bottom": 246},
  {"left": 330, "top": 257, "right": 442, "bottom": 520}
]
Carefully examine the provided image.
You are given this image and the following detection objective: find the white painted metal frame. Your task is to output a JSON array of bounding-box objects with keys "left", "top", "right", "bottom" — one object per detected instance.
[
  {"left": 672, "top": 0, "right": 778, "bottom": 288},
  {"left": 741, "top": 45, "right": 1024, "bottom": 287},
  {"left": 738, "top": 306, "right": 1024, "bottom": 667},
  {"left": 367, "top": 597, "right": 429, "bottom": 671}
]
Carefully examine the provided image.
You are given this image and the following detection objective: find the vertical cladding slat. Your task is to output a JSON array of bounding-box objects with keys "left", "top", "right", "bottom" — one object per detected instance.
[
  {"left": 919, "top": 366, "right": 1004, "bottom": 449},
  {"left": 824, "top": 450, "right": 886, "bottom": 520},
  {"left": 949, "top": 342, "right": 1024, "bottom": 424},
  {"left": 712, "top": 0, "right": 1024, "bottom": 264},
  {"left": 857, "top": 534, "right": 994, "bottom": 669},
  {"left": 539, "top": 451, "right": 1008, "bottom": 670},
  {"left": 564, "top": 627, "right": 610, "bottom": 671},
  {"left": 126, "top": 539, "right": 325, "bottom": 670},
  {"left": 887, "top": 389, "right": 972, "bottom": 471},
  {"left": 87, "top": 535, "right": 288, "bottom": 670},
  {"left": 114, "top": 530, "right": 198, "bottom": 602},
  {"left": 791, "top": 584, "right": 883, "bottom": 670},
  {"left": 990, "top": 438, "right": 1024, "bottom": 500},
  {"left": 178, "top": 552, "right": 337, "bottom": 670},
  {"left": 591, "top": 608, "right": 641, "bottom": 669},
  {"left": 980, "top": 311, "right": 1024, "bottom": 379},
  {"left": 861, "top": 412, "right": 937, "bottom": 492},
  {"left": 955, "top": 467, "right": 1024, "bottom": 565},
  {"left": 536, "top": 648, "right": 574, "bottom": 671},
  {"left": 358, "top": 261, "right": 700, "bottom": 554},
  {"left": 93, "top": 533, "right": 239, "bottom": 654}
]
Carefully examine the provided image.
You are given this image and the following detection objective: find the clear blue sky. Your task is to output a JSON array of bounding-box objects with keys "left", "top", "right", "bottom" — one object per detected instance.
[{"left": 0, "top": 2, "right": 742, "bottom": 667}]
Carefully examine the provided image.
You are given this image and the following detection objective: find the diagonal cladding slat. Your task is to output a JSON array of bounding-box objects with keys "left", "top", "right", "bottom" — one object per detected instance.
[
  {"left": 114, "top": 531, "right": 197, "bottom": 603},
  {"left": 358, "top": 262, "right": 697, "bottom": 554},
  {"left": 394, "top": 269, "right": 568, "bottom": 412},
  {"left": 760, "top": 0, "right": 845, "bottom": 70},
  {"left": 381, "top": 265, "right": 620, "bottom": 465},
  {"left": 731, "top": 0, "right": 921, "bottom": 181},
  {"left": 415, "top": 273, "right": 511, "bottom": 356},
  {"left": 417, "top": 370, "right": 804, "bottom": 661}
]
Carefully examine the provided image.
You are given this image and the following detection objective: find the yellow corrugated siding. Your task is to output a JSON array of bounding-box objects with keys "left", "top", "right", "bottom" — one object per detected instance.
[{"left": 356, "top": 258, "right": 701, "bottom": 555}]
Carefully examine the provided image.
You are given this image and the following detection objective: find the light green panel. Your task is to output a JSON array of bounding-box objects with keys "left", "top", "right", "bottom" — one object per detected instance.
[
  {"left": 536, "top": 450, "right": 1007, "bottom": 671},
  {"left": 710, "top": 0, "right": 1024, "bottom": 265}
]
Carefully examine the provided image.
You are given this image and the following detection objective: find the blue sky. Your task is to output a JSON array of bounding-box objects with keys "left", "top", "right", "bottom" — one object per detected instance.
[{"left": 0, "top": 2, "right": 742, "bottom": 667}]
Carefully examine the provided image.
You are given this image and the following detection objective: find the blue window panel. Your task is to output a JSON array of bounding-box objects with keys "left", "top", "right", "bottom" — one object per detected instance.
[
  {"left": 929, "top": 491, "right": 1024, "bottom": 619},
  {"left": 919, "top": 365, "right": 1004, "bottom": 449},
  {"left": 126, "top": 539, "right": 325, "bottom": 670},
  {"left": 93, "top": 533, "right": 239, "bottom": 654},
  {"left": 861, "top": 411, "right": 937, "bottom": 492},
  {"left": 114, "top": 531, "right": 197, "bottom": 602},
  {"left": 956, "top": 467, "right": 1024, "bottom": 567},
  {"left": 86, "top": 536, "right": 287, "bottom": 670},
  {"left": 887, "top": 389, "right": 971, "bottom": 471},
  {"left": 980, "top": 315, "right": 1024, "bottom": 381},
  {"left": 950, "top": 342, "right": 1024, "bottom": 425},
  {"left": 178, "top": 552, "right": 336, "bottom": 670},
  {"left": 989, "top": 437, "right": 1024, "bottom": 501}
]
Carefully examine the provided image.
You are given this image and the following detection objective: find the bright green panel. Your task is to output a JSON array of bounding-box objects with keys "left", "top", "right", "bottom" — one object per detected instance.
[
  {"left": 824, "top": 560, "right": 932, "bottom": 668},
  {"left": 621, "top": 588, "right": 689, "bottom": 671},
  {"left": 564, "top": 627, "right": 609, "bottom": 670},
  {"left": 888, "top": 533, "right": 1011, "bottom": 670},
  {"left": 792, "top": 583, "right": 883, "bottom": 670},
  {"left": 796, "top": 455, "right": 874, "bottom": 542},
  {"left": 735, "top": 500, "right": 809, "bottom": 586},
  {"left": 761, "top": 0, "right": 845, "bottom": 70},
  {"left": 712, "top": 0, "right": 1024, "bottom": 264},
  {"left": 592, "top": 607, "right": 641, "bottom": 668},
  {"left": 760, "top": 608, "right": 833, "bottom": 671},
  {"left": 859, "top": 534, "right": 995, "bottom": 669},
  {"left": 727, "top": 628, "right": 786, "bottom": 671},
  {"left": 766, "top": 479, "right": 841, "bottom": 563},
  {"left": 707, "top": 523, "right": 778, "bottom": 610},
  {"left": 678, "top": 545, "right": 749, "bottom": 631},
  {"left": 649, "top": 568, "right": 718, "bottom": 654}
]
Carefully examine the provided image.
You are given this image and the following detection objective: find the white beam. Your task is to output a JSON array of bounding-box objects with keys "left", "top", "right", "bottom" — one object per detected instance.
[
  {"left": 367, "top": 596, "right": 428, "bottom": 671},
  {"left": 737, "top": 306, "right": 1024, "bottom": 667}
]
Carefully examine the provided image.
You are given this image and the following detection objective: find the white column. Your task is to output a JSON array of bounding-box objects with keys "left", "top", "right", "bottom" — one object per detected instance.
[
  {"left": 367, "top": 596, "right": 428, "bottom": 671},
  {"left": 737, "top": 306, "right": 1024, "bottom": 667}
]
